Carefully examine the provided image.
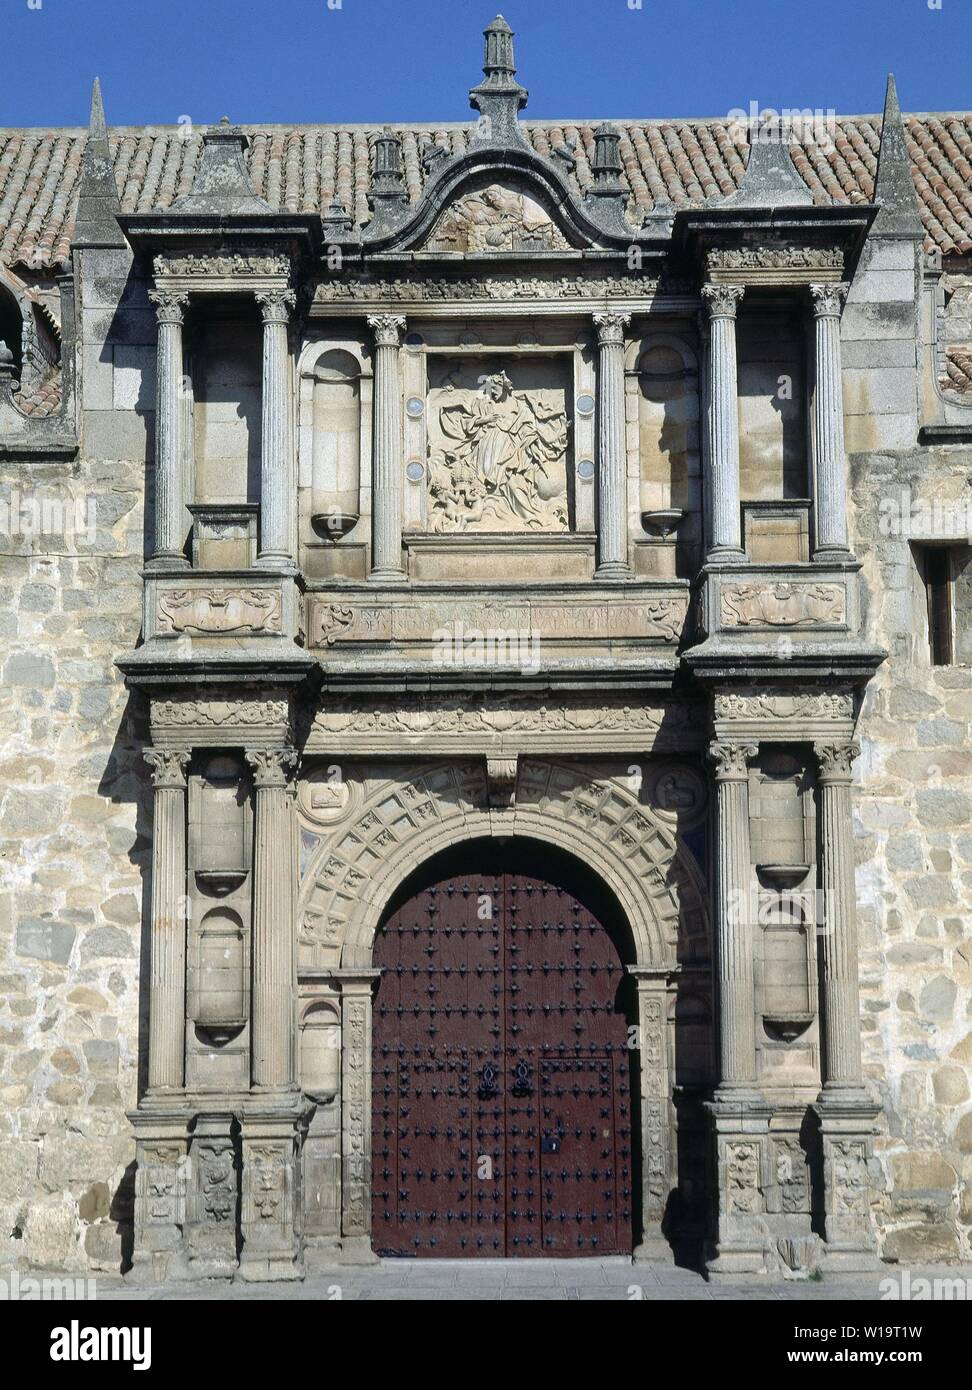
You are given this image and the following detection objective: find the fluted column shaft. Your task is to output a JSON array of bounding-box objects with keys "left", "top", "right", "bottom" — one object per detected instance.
[
  {"left": 815, "top": 741, "right": 864, "bottom": 1090},
  {"left": 593, "top": 312, "right": 631, "bottom": 577},
  {"left": 701, "top": 285, "right": 746, "bottom": 561},
  {"left": 246, "top": 747, "right": 298, "bottom": 1092},
  {"left": 810, "top": 283, "right": 851, "bottom": 557},
  {"left": 149, "top": 292, "right": 189, "bottom": 566},
  {"left": 367, "top": 314, "right": 406, "bottom": 580},
  {"left": 144, "top": 748, "right": 190, "bottom": 1091},
  {"left": 709, "top": 740, "right": 758, "bottom": 1089},
  {"left": 255, "top": 289, "right": 296, "bottom": 569}
]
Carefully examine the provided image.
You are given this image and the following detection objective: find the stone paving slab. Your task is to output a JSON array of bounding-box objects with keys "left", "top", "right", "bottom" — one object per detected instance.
[{"left": 72, "top": 1259, "right": 971, "bottom": 1301}]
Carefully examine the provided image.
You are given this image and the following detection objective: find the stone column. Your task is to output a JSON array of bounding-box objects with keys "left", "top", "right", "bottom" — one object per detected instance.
[
  {"left": 255, "top": 289, "right": 297, "bottom": 570},
  {"left": 701, "top": 285, "right": 746, "bottom": 562},
  {"left": 245, "top": 746, "right": 299, "bottom": 1094},
  {"left": 143, "top": 747, "right": 190, "bottom": 1092},
  {"left": 708, "top": 739, "right": 759, "bottom": 1091},
  {"left": 593, "top": 311, "right": 632, "bottom": 577},
  {"left": 336, "top": 969, "right": 382, "bottom": 1262},
  {"left": 705, "top": 738, "right": 769, "bottom": 1279},
  {"left": 814, "top": 740, "right": 865, "bottom": 1093},
  {"left": 148, "top": 291, "right": 190, "bottom": 568},
  {"left": 809, "top": 283, "right": 852, "bottom": 558},
  {"left": 812, "top": 742, "right": 879, "bottom": 1271},
  {"left": 367, "top": 314, "right": 407, "bottom": 582}
]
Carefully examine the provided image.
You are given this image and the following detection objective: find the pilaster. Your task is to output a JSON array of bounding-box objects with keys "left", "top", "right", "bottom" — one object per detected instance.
[
  {"left": 593, "top": 311, "right": 631, "bottom": 577},
  {"left": 255, "top": 288, "right": 297, "bottom": 571},
  {"left": 367, "top": 314, "right": 407, "bottom": 582},
  {"left": 143, "top": 747, "right": 190, "bottom": 1093},
  {"left": 147, "top": 291, "right": 190, "bottom": 569},
  {"left": 701, "top": 284, "right": 746, "bottom": 563},
  {"left": 809, "top": 284, "right": 853, "bottom": 559}
]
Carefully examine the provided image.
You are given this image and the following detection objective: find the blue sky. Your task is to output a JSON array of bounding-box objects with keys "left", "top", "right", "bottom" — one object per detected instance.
[{"left": 1, "top": 0, "right": 969, "bottom": 128}]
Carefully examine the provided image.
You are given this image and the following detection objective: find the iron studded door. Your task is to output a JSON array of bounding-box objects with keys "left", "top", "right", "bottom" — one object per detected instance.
[{"left": 372, "top": 865, "right": 632, "bottom": 1257}]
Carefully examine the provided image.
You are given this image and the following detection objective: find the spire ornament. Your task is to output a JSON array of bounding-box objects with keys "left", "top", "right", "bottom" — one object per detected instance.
[{"left": 468, "top": 15, "right": 529, "bottom": 146}]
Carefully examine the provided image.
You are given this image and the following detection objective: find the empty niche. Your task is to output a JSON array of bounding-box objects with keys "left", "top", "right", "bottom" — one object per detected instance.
[
  {"left": 190, "top": 754, "right": 251, "bottom": 893},
  {"left": 192, "top": 906, "right": 247, "bottom": 1042},
  {"left": 193, "top": 316, "right": 262, "bottom": 505},
  {"left": 300, "top": 1001, "right": 341, "bottom": 1101},
  {"left": 310, "top": 349, "right": 361, "bottom": 537},
  {"left": 635, "top": 340, "right": 700, "bottom": 518}
]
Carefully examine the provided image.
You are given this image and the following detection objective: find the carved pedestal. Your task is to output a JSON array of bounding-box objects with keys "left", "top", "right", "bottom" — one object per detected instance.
[
  {"left": 706, "top": 1096, "right": 772, "bottom": 1277},
  {"left": 238, "top": 1110, "right": 304, "bottom": 1281},
  {"left": 130, "top": 1113, "right": 188, "bottom": 1282},
  {"left": 814, "top": 1097, "right": 881, "bottom": 1271},
  {"left": 185, "top": 1113, "right": 239, "bottom": 1279},
  {"left": 337, "top": 970, "right": 381, "bottom": 1263},
  {"left": 630, "top": 968, "right": 674, "bottom": 1262}
]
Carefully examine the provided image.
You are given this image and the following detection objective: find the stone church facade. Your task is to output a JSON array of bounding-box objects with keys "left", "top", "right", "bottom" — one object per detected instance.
[{"left": 0, "top": 18, "right": 970, "bottom": 1279}]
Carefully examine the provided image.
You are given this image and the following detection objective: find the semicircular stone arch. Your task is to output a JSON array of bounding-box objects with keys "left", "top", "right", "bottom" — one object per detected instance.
[{"left": 297, "top": 758, "right": 709, "bottom": 972}]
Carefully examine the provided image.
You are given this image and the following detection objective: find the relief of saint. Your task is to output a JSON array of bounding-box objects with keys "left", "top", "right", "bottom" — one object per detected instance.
[{"left": 429, "top": 370, "right": 569, "bottom": 532}]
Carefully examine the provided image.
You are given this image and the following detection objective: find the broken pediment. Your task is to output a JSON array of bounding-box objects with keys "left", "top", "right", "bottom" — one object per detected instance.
[{"left": 421, "top": 178, "right": 572, "bottom": 253}]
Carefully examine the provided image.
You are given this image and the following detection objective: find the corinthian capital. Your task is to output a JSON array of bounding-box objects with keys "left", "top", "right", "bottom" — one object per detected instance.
[
  {"left": 814, "top": 740, "right": 860, "bottom": 782},
  {"left": 809, "top": 283, "right": 849, "bottom": 318},
  {"left": 707, "top": 739, "right": 758, "bottom": 779},
  {"left": 593, "top": 311, "right": 631, "bottom": 345},
  {"left": 367, "top": 314, "right": 406, "bottom": 347},
  {"left": 144, "top": 747, "right": 190, "bottom": 789},
  {"left": 245, "top": 745, "right": 298, "bottom": 788},
  {"left": 255, "top": 288, "right": 296, "bottom": 324},
  {"left": 149, "top": 290, "right": 190, "bottom": 325},
  {"left": 701, "top": 283, "right": 745, "bottom": 319}
]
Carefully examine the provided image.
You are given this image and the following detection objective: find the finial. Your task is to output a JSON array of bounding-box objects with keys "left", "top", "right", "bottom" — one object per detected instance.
[
  {"left": 469, "top": 13, "right": 528, "bottom": 146},
  {"left": 873, "top": 74, "right": 923, "bottom": 240},
  {"left": 72, "top": 76, "right": 127, "bottom": 251},
  {"left": 366, "top": 128, "right": 409, "bottom": 234}
]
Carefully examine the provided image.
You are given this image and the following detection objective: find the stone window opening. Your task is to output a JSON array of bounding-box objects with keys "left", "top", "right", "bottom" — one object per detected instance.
[
  {"left": 914, "top": 541, "right": 972, "bottom": 666},
  {"left": 0, "top": 283, "right": 23, "bottom": 382}
]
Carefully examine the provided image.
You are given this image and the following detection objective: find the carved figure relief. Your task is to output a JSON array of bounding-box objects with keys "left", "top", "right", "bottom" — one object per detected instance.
[
  {"left": 428, "top": 367, "right": 569, "bottom": 532},
  {"left": 157, "top": 587, "right": 282, "bottom": 636},
  {"left": 425, "top": 181, "right": 571, "bottom": 253},
  {"left": 725, "top": 1142, "right": 762, "bottom": 1214}
]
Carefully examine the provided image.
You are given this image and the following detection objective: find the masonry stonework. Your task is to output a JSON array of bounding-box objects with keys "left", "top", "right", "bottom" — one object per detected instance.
[{"left": 0, "top": 21, "right": 970, "bottom": 1278}]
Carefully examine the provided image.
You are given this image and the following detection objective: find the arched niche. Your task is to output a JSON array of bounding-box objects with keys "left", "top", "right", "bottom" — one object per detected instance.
[
  {"left": 299, "top": 1000, "right": 341, "bottom": 1101},
  {"left": 298, "top": 344, "right": 368, "bottom": 541}
]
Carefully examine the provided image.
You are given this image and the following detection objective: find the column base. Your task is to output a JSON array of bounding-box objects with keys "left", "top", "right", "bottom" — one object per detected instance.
[
  {"left": 813, "top": 1090, "right": 880, "bottom": 1266},
  {"left": 632, "top": 1225, "right": 675, "bottom": 1264},
  {"left": 145, "top": 553, "right": 190, "bottom": 574},
  {"left": 705, "top": 1091, "right": 772, "bottom": 1279},
  {"left": 253, "top": 552, "right": 297, "bottom": 573},
  {"left": 812, "top": 545, "right": 855, "bottom": 564},
  {"left": 704, "top": 545, "right": 747, "bottom": 565},
  {"left": 367, "top": 566, "right": 408, "bottom": 584},
  {"left": 337, "top": 1235, "right": 380, "bottom": 1265},
  {"left": 594, "top": 560, "right": 634, "bottom": 579}
]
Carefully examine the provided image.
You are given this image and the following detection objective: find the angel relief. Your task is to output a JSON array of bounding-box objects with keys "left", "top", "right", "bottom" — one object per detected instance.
[
  {"left": 425, "top": 182, "right": 571, "bottom": 253},
  {"left": 427, "top": 370, "right": 570, "bottom": 532}
]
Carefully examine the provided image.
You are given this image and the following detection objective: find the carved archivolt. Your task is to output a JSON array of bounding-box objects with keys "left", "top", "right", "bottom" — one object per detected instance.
[{"left": 296, "top": 759, "right": 709, "bottom": 971}]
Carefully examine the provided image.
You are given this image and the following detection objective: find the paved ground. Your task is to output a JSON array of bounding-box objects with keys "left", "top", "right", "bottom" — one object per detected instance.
[{"left": 81, "top": 1258, "right": 969, "bottom": 1300}]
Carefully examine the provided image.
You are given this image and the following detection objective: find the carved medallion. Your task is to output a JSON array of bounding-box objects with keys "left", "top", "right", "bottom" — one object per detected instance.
[
  {"left": 157, "top": 587, "right": 282, "bottom": 636},
  {"left": 721, "top": 581, "right": 845, "bottom": 627}
]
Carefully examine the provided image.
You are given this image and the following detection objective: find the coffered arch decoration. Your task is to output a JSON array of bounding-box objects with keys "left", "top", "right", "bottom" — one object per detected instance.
[{"left": 296, "top": 758, "right": 709, "bottom": 972}]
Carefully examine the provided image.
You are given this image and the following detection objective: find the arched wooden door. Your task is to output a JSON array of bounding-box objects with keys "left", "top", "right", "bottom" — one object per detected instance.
[{"left": 371, "top": 845, "right": 634, "bottom": 1257}]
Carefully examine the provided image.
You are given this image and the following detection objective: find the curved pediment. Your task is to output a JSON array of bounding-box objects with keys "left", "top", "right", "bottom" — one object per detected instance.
[{"left": 362, "top": 144, "right": 641, "bottom": 254}]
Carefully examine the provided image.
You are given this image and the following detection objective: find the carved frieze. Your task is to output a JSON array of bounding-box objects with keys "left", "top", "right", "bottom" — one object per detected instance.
[
  {"left": 707, "top": 247, "right": 844, "bottom": 271},
  {"left": 154, "top": 253, "right": 291, "bottom": 278},
  {"left": 157, "top": 587, "right": 282, "bottom": 636},
  {"left": 721, "top": 581, "right": 845, "bottom": 628},
  {"left": 424, "top": 181, "right": 571, "bottom": 252},
  {"left": 314, "top": 271, "right": 662, "bottom": 303},
  {"left": 309, "top": 693, "right": 700, "bottom": 737},
  {"left": 715, "top": 690, "right": 854, "bottom": 721},
  {"left": 152, "top": 695, "right": 290, "bottom": 729}
]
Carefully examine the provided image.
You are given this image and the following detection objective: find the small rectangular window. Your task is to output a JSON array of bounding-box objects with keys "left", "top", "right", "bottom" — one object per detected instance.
[
  {"left": 915, "top": 543, "right": 971, "bottom": 666},
  {"left": 923, "top": 546, "right": 953, "bottom": 665}
]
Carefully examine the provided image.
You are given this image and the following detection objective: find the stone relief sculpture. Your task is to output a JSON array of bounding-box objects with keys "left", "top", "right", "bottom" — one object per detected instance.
[
  {"left": 721, "top": 581, "right": 845, "bottom": 627},
  {"left": 425, "top": 181, "right": 571, "bottom": 252},
  {"left": 157, "top": 587, "right": 282, "bottom": 636},
  {"left": 428, "top": 370, "right": 569, "bottom": 532}
]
